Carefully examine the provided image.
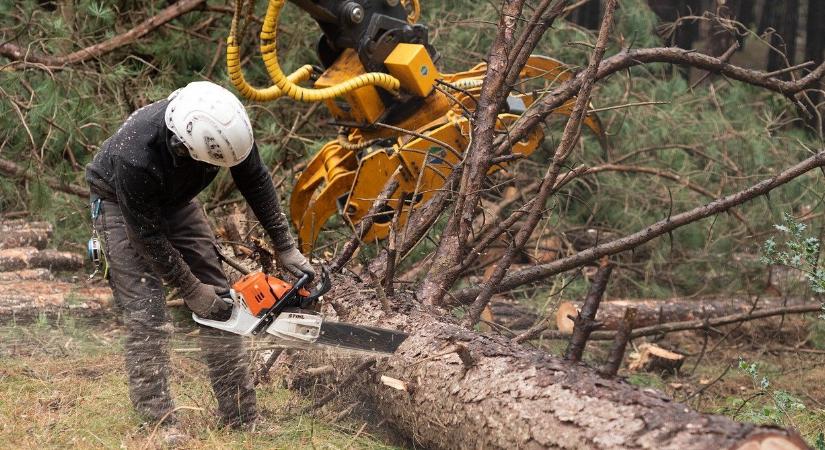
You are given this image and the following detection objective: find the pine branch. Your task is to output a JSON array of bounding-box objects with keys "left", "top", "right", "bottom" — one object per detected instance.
[
  {"left": 497, "top": 48, "right": 825, "bottom": 154},
  {"left": 0, "top": 158, "right": 89, "bottom": 198},
  {"left": 452, "top": 150, "right": 825, "bottom": 303},
  {"left": 0, "top": 0, "right": 206, "bottom": 67}
]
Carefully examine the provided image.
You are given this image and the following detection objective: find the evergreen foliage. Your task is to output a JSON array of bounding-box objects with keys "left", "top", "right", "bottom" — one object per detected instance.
[{"left": 0, "top": 0, "right": 822, "bottom": 302}]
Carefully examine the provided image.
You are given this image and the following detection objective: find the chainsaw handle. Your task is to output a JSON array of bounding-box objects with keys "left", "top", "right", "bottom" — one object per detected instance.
[
  {"left": 300, "top": 266, "right": 331, "bottom": 308},
  {"left": 288, "top": 272, "right": 313, "bottom": 299}
]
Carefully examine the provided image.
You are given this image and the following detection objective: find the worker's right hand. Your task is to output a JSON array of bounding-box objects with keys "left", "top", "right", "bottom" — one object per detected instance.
[{"left": 181, "top": 281, "right": 232, "bottom": 321}]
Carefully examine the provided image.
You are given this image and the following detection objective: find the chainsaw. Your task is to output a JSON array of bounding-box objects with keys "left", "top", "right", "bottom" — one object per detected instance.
[{"left": 193, "top": 268, "right": 407, "bottom": 355}]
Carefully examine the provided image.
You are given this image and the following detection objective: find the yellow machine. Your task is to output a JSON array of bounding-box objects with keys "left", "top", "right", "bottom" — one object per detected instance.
[{"left": 226, "top": 0, "right": 606, "bottom": 253}]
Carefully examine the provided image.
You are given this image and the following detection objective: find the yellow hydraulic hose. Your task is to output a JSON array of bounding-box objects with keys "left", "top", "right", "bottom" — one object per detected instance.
[
  {"left": 450, "top": 79, "right": 484, "bottom": 90},
  {"left": 226, "top": 0, "right": 313, "bottom": 101},
  {"left": 259, "top": 0, "right": 401, "bottom": 102},
  {"left": 337, "top": 128, "right": 381, "bottom": 151}
]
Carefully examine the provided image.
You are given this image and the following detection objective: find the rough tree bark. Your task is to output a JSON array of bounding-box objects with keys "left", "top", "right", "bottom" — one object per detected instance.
[
  {"left": 419, "top": 0, "right": 531, "bottom": 306},
  {"left": 303, "top": 276, "right": 808, "bottom": 450}
]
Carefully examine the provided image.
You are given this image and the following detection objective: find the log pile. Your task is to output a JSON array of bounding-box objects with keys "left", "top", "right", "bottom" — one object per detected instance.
[
  {"left": 0, "top": 220, "right": 111, "bottom": 319},
  {"left": 0, "top": 220, "right": 83, "bottom": 271},
  {"left": 0, "top": 281, "right": 112, "bottom": 318}
]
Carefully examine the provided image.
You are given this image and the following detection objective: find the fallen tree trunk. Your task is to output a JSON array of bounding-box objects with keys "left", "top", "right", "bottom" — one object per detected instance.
[
  {"left": 0, "top": 247, "right": 84, "bottom": 271},
  {"left": 298, "top": 275, "right": 807, "bottom": 450},
  {"left": 0, "top": 281, "right": 112, "bottom": 319},
  {"left": 556, "top": 296, "right": 809, "bottom": 332},
  {"left": 534, "top": 303, "right": 822, "bottom": 341},
  {"left": 0, "top": 269, "right": 53, "bottom": 282},
  {"left": 486, "top": 297, "right": 540, "bottom": 331},
  {"left": 0, "top": 221, "right": 53, "bottom": 249}
]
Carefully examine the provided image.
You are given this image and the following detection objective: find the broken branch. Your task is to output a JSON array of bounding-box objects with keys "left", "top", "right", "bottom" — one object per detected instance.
[
  {"left": 564, "top": 259, "right": 613, "bottom": 362},
  {"left": 0, "top": 157, "right": 89, "bottom": 198},
  {"left": 599, "top": 307, "right": 636, "bottom": 377},
  {"left": 330, "top": 175, "right": 400, "bottom": 273},
  {"left": 303, "top": 357, "right": 376, "bottom": 412}
]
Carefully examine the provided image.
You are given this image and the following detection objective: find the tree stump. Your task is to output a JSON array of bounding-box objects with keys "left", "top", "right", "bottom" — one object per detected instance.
[{"left": 628, "top": 343, "right": 685, "bottom": 375}]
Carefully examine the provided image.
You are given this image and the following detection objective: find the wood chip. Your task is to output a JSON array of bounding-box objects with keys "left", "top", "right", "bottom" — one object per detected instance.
[{"left": 380, "top": 375, "right": 408, "bottom": 391}]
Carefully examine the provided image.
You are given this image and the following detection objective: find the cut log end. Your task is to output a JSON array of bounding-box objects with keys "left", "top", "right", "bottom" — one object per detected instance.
[
  {"left": 556, "top": 301, "right": 578, "bottom": 333},
  {"left": 732, "top": 433, "right": 810, "bottom": 450}
]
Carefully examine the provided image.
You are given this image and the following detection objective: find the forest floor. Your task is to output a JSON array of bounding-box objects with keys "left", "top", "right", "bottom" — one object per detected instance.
[
  {"left": 570, "top": 315, "right": 825, "bottom": 444},
  {"left": 3, "top": 310, "right": 824, "bottom": 448},
  {"left": 0, "top": 314, "right": 402, "bottom": 450},
  {"left": 2, "top": 263, "right": 824, "bottom": 448}
]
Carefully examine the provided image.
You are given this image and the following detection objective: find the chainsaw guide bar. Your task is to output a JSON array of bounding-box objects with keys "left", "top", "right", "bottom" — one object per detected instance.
[{"left": 316, "top": 321, "right": 408, "bottom": 355}]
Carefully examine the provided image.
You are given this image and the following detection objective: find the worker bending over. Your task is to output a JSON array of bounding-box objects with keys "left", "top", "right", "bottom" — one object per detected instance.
[{"left": 85, "top": 81, "right": 314, "bottom": 432}]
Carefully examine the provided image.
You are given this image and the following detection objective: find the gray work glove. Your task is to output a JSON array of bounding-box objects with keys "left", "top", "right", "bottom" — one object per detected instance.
[
  {"left": 181, "top": 281, "right": 232, "bottom": 321},
  {"left": 277, "top": 246, "right": 316, "bottom": 278}
]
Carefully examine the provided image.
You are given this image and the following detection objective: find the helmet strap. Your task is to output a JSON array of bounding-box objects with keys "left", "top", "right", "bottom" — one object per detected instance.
[{"left": 166, "top": 127, "right": 191, "bottom": 159}]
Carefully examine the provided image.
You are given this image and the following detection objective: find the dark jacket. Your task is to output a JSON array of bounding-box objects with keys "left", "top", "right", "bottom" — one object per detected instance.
[{"left": 86, "top": 99, "right": 294, "bottom": 288}]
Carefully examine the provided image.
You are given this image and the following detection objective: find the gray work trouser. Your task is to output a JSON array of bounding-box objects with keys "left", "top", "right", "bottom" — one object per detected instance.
[{"left": 95, "top": 199, "right": 256, "bottom": 426}]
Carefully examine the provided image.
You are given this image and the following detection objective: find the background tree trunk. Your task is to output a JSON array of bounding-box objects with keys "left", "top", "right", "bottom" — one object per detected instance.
[
  {"left": 556, "top": 296, "right": 812, "bottom": 332},
  {"left": 805, "top": 0, "right": 824, "bottom": 123},
  {"left": 571, "top": 0, "right": 601, "bottom": 29},
  {"left": 806, "top": 0, "right": 825, "bottom": 66}
]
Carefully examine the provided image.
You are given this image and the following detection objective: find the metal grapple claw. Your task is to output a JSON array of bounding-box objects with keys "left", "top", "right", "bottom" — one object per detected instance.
[{"left": 289, "top": 55, "right": 608, "bottom": 254}]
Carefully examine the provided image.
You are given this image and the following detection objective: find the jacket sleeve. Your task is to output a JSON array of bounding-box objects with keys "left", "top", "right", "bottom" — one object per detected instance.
[
  {"left": 113, "top": 157, "right": 198, "bottom": 289},
  {"left": 231, "top": 144, "right": 296, "bottom": 252}
]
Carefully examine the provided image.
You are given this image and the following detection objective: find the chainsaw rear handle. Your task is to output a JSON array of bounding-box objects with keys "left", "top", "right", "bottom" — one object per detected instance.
[{"left": 300, "top": 266, "right": 331, "bottom": 308}]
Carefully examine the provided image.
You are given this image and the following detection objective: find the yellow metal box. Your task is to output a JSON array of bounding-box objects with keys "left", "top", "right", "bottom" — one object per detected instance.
[{"left": 383, "top": 43, "right": 439, "bottom": 97}]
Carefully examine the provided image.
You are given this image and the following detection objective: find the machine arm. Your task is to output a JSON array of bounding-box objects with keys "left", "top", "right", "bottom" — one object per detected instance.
[{"left": 289, "top": 0, "right": 433, "bottom": 71}]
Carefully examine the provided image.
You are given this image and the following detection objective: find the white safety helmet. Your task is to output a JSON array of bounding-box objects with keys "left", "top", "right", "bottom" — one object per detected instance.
[{"left": 165, "top": 81, "right": 254, "bottom": 167}]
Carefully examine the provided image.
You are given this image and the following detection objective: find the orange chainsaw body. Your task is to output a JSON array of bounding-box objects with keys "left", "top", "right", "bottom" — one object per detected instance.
[{"left": 232, "top": 272, "right": 310, "bottom": 318}]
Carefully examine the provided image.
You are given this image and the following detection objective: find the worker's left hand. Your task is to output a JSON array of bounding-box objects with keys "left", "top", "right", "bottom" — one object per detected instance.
[{"left": 278, "top": 246, "right": 316, "bottom": 279}]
